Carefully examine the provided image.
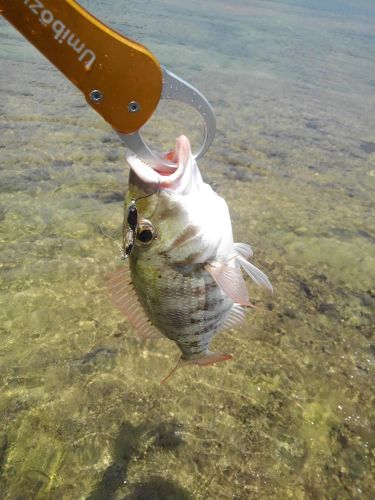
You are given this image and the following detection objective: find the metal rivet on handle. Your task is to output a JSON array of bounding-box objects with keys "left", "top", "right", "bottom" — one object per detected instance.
[
  {"left": 90, "top": 90, "right": 103, "bottom": 103},
  {"left": 128, "top": 101, "right": 140, "bottom": 113}
]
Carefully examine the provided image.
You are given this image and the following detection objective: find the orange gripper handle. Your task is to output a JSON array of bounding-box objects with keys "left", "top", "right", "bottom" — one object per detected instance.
[{"left": 0, "top": 0, "right": 163, "bottom": 134}]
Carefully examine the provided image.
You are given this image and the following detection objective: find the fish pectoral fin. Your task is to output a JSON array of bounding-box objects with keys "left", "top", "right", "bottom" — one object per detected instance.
[
  {"left": 107, "top": 266, "right": 164, "bottom": 341},
  {"left": 160, "top": 352, "right": 232, "bottom": 384},
  {"left": 205, "top": 261, "right": 254, "bottom": 307}
]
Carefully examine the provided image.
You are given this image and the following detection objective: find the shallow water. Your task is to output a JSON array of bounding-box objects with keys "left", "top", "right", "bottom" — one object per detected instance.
[{"left": 0, "top": 0, "right": 374, "bottom": 498}]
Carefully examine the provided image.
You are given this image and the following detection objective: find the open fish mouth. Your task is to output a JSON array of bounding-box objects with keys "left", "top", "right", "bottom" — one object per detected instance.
[{"left": 126, "top": 135, "right": 197, "bottom": 192}]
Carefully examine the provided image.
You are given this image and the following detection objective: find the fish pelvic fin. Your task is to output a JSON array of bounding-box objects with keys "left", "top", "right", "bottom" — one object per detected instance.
[
  {"left": 205, "top": 244, "right": 273, "bottom": 305},
  {"left": 234, "top": 242, "right": 253, "bottom": 259},
  {"left": 160, "top": 352, "right": 232, "bottom": 384},
  {"left": 236, "top": 254, "right": 273, "bottom": 292}
]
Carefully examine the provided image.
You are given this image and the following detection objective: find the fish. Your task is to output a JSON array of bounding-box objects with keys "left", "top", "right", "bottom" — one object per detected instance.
[{"left": 108, "top": 135, "right": 272, "bottom": 382}]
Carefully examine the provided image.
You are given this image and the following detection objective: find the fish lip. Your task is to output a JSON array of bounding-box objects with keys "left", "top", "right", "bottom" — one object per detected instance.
[{"left": 126, "top": 135, "right": 191, "bottom": 187}]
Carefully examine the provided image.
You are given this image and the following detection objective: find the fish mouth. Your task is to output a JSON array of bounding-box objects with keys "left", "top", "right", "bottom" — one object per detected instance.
[{"left": 126, "top": 135, "right": 194, "bottom": 190}]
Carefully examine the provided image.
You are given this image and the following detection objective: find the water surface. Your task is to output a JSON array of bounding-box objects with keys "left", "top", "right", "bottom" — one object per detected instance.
[{"left": 0, "top": 1, "right": 374, "bottom": 498}]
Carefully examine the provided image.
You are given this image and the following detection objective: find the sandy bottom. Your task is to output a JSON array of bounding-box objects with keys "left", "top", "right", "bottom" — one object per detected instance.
[{"left": 0, "top": 1, "right": 374, "bottom": 498}]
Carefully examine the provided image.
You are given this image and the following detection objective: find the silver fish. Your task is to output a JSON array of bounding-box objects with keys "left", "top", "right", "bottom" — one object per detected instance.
[{"left": 108, "top": 136, "right": 272, "bottom": 381}]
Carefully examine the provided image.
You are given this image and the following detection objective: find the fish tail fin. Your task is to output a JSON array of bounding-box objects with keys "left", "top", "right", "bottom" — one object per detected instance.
[
  {"left": 160, "top": 358, "right": 184, "bottom": 385},
  {"left": 160, "top": 352, "right": 232, "bottom": 384},
  {"left": 189, "top": 352, "right": 233, "bottom": 367}
]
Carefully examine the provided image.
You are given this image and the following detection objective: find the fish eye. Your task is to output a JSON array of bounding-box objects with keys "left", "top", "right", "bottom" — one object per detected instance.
[
  {"left": 137, "top": 219, "right": 156, "bottom": 246},
  {"left": 138, "top": 229, "right": 153, "bottom": 243}
]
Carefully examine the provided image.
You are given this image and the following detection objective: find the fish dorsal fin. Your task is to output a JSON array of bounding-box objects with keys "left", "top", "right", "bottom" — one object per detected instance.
[
  {"left": 234, "top": 242, "right": 253, "bottom": 259},
  {"left": 218, "top": 303, "right": 247, "bottom": 333},
  {"left": 107, "top": 266, "right": 163, "bottom": 340},
  {"left": 205, "top": 261, "right": 254, "bottom": 307}
]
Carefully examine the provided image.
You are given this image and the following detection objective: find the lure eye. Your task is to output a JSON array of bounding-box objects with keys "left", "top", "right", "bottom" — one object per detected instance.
[{"left": 137, "top": 219, "right": 156, "bottom": 246}]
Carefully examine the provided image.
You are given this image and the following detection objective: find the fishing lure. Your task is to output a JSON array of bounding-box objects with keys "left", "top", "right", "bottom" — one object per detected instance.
[{"left": 122, "top": 189, "right": 159, "bottom": 259}]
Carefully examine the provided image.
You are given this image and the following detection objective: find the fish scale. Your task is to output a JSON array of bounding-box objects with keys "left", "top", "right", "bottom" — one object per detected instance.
[{"left": 130, "top": 255, "right": 233, "bottom": 358}]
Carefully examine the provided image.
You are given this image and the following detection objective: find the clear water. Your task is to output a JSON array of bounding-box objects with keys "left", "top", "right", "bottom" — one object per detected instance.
[{"left": 1, "top": 0, "right": 374, "bottom": 498}]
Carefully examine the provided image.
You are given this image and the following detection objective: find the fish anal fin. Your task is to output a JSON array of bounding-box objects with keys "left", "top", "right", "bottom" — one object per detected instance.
[
  {"left": 205, "top": 261, "right": 254, "bottom": 307},
  {"left": 218, "top": 303, "right": 247, "bottom": 333},
  {"left": 107, "top": 266, "right": 163, "bottom": 341},
  {"left": 160, "top": 352, "right": 232, "bottom": 384}
]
